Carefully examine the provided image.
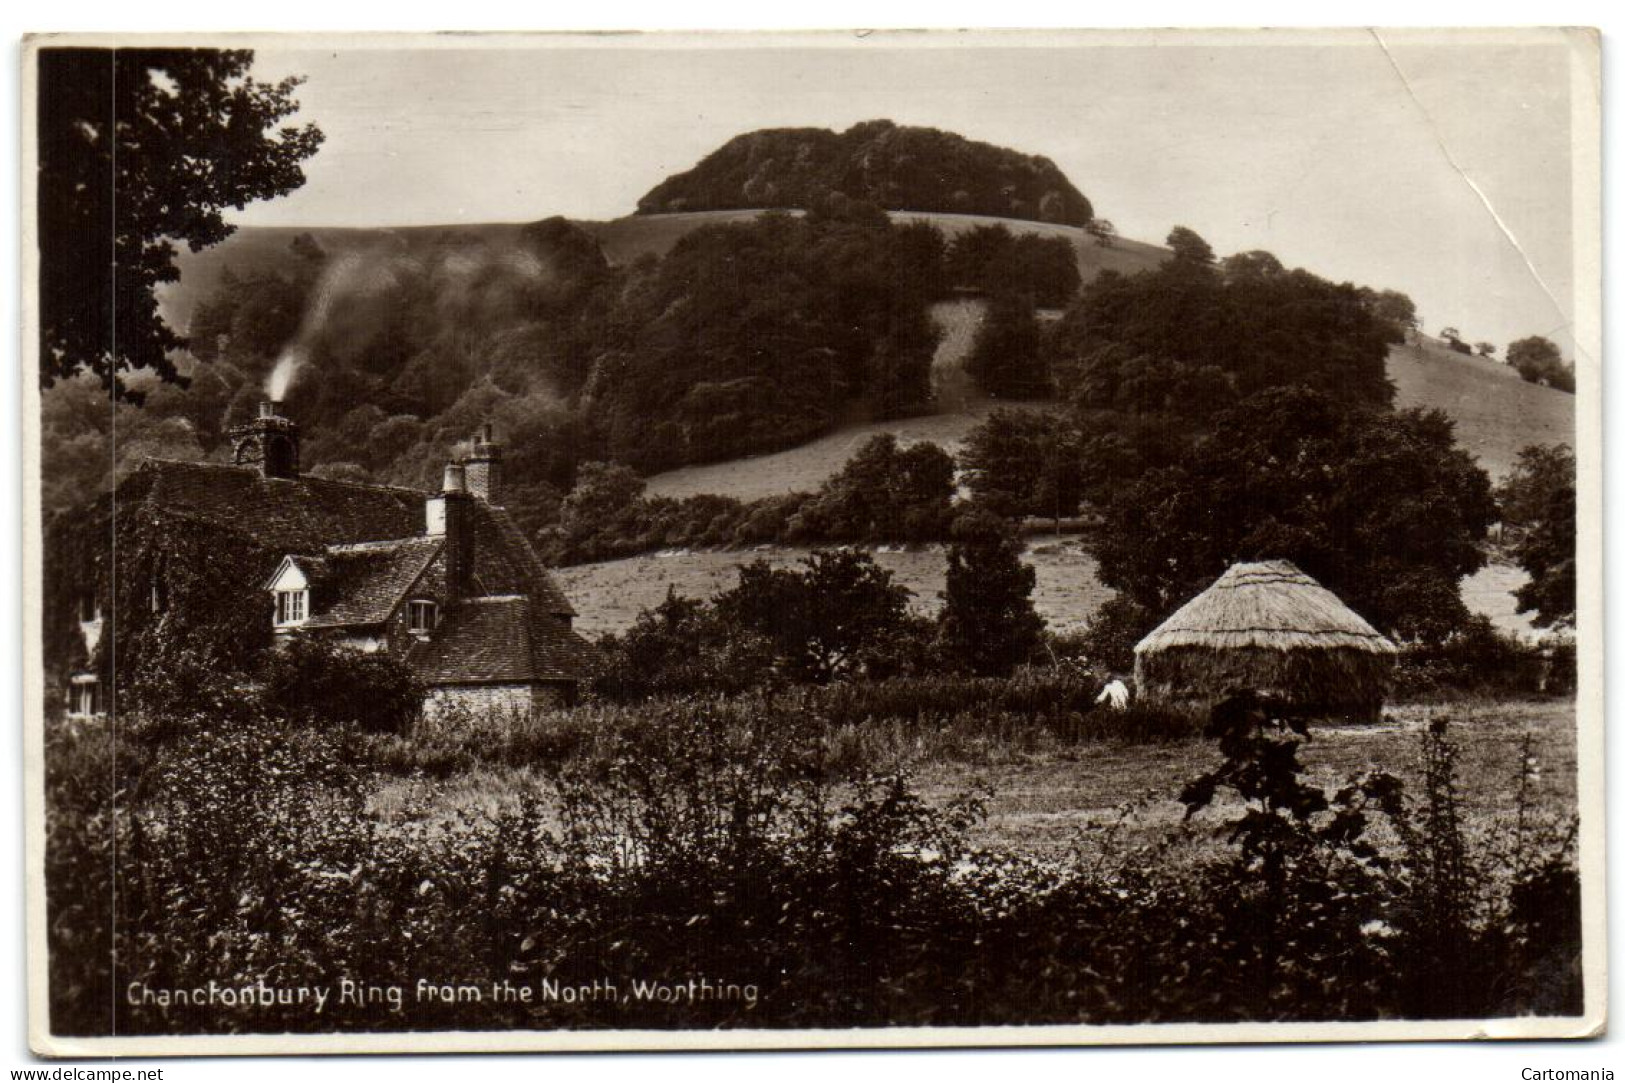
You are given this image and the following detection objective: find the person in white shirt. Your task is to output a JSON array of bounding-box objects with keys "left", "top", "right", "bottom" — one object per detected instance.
[{"left": 1095, "top": 675, "right": 1131, "bottom": 711}]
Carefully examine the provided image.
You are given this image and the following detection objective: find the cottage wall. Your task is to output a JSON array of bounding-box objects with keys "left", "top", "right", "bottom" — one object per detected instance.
[{"left": 422, "top": 682, "right": 572, "bottom": 722}]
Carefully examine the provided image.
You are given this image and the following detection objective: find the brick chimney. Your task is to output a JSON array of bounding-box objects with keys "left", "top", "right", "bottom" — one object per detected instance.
[
  {"left": 229, "top": 401, "right": 300, "bottom": 480},
  {"left": 465, "top": 422, "right": 504, "bottom": 505},
  {"left": 426, "top": 462, "right": 475, "bottom": 599}
]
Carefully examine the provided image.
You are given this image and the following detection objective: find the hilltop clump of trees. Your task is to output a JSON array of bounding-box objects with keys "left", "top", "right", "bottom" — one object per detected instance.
[{"left": 636, "top": 120, "right": 1095, "bottom": 227}]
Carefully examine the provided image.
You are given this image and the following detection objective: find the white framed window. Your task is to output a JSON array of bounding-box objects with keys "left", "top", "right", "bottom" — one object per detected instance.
[
  {"left": 69, "top": 675, "right": 100, "bottom": 718},
  {"left": 408, "top": 599, "right": 438, "bottom": 633},
  {"left": 276, "top": 589, "right": 308, "bottom": 626}
]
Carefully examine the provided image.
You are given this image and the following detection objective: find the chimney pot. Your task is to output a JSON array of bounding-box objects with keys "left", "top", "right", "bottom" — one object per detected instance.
[
  {"left": 231, "top": 402, "right": 300, "bottom": 479},
  {"left": 466, "top": 423, "right": 505, "bottom": 505}
]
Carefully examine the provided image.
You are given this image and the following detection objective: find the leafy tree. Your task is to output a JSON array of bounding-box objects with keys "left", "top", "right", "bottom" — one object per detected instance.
[
  {"left": 1222, "top": 250, "right": 1285, "bottom": 281},
  {"left": 966, "top": 293, "right": 1050, "bottom": 399},
  {"left": 37, "top": 48, "right": 323, "bottom": 400},
  {"left": 1166, "top": 225, "right": 1215, "bottom": 266},
  {"left": 938, "top": 508, "right": 1044, "bottom": 676},
  {"left": 1507, "top": 335, "right": 1575, "bottom": 392},
  {"left": 592, "top": 589, "right": 776, "bottom": 702},
  {"left": 946, "top": 225, "right": 1080, "bottom": 306},
  {"left": 1497, "top": 445, "right": 1576, "bottom": 629},
  {"left": 1086, "top": 218, "right": 1118, "bottom": 248},
  {"left": 1474, "top": 342, "right": 1497, "bottom": 358},
  {"left": 542, "top": 461, "right": 647, "bottom": 559},
  {"left": 959, "top": 408, "right": 1083, "bottom": 522},
  {"left": 1077, "top": 593, "right": 1158, "bottom": 673},
  {"left": 1090, "top": 387, "right": 1496, "bottom": 643},
  {"left": 714, "top": 550, "right": 913, "bottom": 683},
  {"left": 793, "top": 434, "right": 955, "bottom": 543},
  {"left": 1051, "top": 255, "right": 1393, "bottom": 417}
]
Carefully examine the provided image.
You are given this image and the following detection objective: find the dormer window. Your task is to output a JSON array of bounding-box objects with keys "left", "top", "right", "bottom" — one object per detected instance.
[
  {"left": 408, "top": 600, "right": 438, "bottom": 634},
  {"left": 267, "top": 556, "right": 313, "bottom": 630},
  {"left": 276, "top": 589, "right": 308, "bottom": 627}
]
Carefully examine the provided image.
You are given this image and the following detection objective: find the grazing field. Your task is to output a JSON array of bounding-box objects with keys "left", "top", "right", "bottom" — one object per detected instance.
[
  {"left": 914, "top": 699, "right": 1576, "bottom": 856},
  {"left": 367, "top": 697, "right": 1576, "bottom": 863},
  {"left": 1387, "top": 335, "right": 1574, "bottom": 479},
  {"left": 556, "top": 539, "right": 1540, "bottom": 641},
  {"left": 555, "top": 535, "right": 1114, "bottom": 637}
]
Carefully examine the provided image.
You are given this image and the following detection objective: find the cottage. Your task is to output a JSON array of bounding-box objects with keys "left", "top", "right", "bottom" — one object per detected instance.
[
  {"left": 1133, "top": 560, "right": 1398, "bottom": 723},
  {"left": 56, "top": 402, "right": 589, "bottom": 719}
]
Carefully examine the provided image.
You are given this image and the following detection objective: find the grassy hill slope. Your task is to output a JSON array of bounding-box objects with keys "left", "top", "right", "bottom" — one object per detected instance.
[
  {"left": 1386, "top": 335, "right": 1574, "bottom": 479},
  {"left": 645, "top": 313, "right": 1576, "bottom": 503}
]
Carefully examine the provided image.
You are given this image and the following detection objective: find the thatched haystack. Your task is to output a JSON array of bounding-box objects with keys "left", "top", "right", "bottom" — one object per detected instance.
[{"left": 1133, "top": 560, "right": 1398, "bottom": 723}]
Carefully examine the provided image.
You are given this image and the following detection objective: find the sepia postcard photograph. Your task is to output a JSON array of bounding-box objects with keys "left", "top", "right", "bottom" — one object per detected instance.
[{"left": 18, "top": 26, "right": 1604, "bottom": 1057}]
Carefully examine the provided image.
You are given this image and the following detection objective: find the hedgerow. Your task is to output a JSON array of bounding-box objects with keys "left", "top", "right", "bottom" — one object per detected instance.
[{"left": 45, "top": 695, "right": 1580, "bottom": 1036}]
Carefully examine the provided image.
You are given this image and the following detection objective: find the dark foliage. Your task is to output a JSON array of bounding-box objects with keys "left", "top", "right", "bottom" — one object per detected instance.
[
  {"left": 257, "top": 636, "right": 423, "bottom": 734},
  {"left": 1506, "top": 335, "right": 1576, "bottom": 393},
  {"left": 787, "top": 435, "right": 956, "bottom": 544},
  {"left": 37, "top": 48, "right": 322, "bottom": 400},
  {"left": 945, "top": 224, "right": 1082, "bottom": 307},
  {"left": 591, "top": 591, "right": 777, "bottom": 703},
  {"left": 1051, "top": 251, "right": 1396, "bottom": 422},
  {"left": 1090, "top": 387, "right": 1496, "bottom": 642},
  {"left": 938, "top": 508, "right": 1045, "bottom": 677},
  {"left": 1390, "top": 616, "right": 1573, "bottom": 700},
  {"left": 637, "top": 119, "right": 1095, "bottom": 227},
  {"left": 585, "top": 211, "right": 944, "bottom": 471},
  {"left": 1075, "top": 593, "right": 1159, "bottom": 673},
  {"left": 958, "top": 408, "right": 1082, "bottom": 521},
  {"left": 965, "top": 292, "right": 1052, "bottom": 399},
  {"left": 1497, "top": 444, "right": 1577, "bottom": 629},
  {"left": 594, "top": 552, "right": 930, "bottom": 702},
  {"left": 714, "top": 550, "right": 920, "bottom": 685},
  {"left": 1165, "top": 225, "right": 1215, "bottom": 266},
  {"left": 540, "top": 437, "right": 957, "bottom": 565}
]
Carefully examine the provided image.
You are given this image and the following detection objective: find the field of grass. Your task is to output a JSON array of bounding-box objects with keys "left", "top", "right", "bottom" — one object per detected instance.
[
  {"left": 914, "top": 698, "right": 1575, "bottom": 856},
  {"left": 555, "top": 537, "right": 1539, "bottom": 641},
  {"left": 366, "top": 696, "right": 1575, "bottom": 866},
  {"left": 1387, "top": 335, "right": 1574, "bottom": 479},
  {"left": 555, "top": 534, "right": 1114, "bottom": 638}
]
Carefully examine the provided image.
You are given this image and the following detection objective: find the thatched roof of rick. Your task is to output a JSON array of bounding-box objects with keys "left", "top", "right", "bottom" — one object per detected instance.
[{"left": 1133, "top": 560, "right": 1398, "bottom": 723}]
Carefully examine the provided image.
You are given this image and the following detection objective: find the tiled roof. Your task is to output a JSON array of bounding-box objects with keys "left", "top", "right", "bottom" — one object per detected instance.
[
  {"left": 128, "top": 458, "right": 579, "bottom": 624},
  {"left": 133, "top": 459, "right": 424, "bottom": 551},
  {"left": 470, "top": 505, "right": 576, "bottom": 618},
  {"left": 409, "top": 596, "right": 590, "bottom": 684},
  {"left": 304, "top": 537, "right": 443, "bottom": 629}
]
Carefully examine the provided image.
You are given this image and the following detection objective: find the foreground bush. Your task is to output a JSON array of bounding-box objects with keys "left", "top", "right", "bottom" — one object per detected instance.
[{"left": 46, "top": 700, "right": 1580, "bottom": 1036}]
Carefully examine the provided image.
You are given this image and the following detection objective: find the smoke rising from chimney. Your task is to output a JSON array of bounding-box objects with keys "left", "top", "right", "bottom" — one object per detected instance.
[{"left": 267, "top": 349, "right": 302, "bottom": 400}]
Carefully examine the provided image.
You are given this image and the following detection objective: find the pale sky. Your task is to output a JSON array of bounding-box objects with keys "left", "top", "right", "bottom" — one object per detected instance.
[{"left": 236, "top": 30, "right": 1589, "bottom": 358}]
